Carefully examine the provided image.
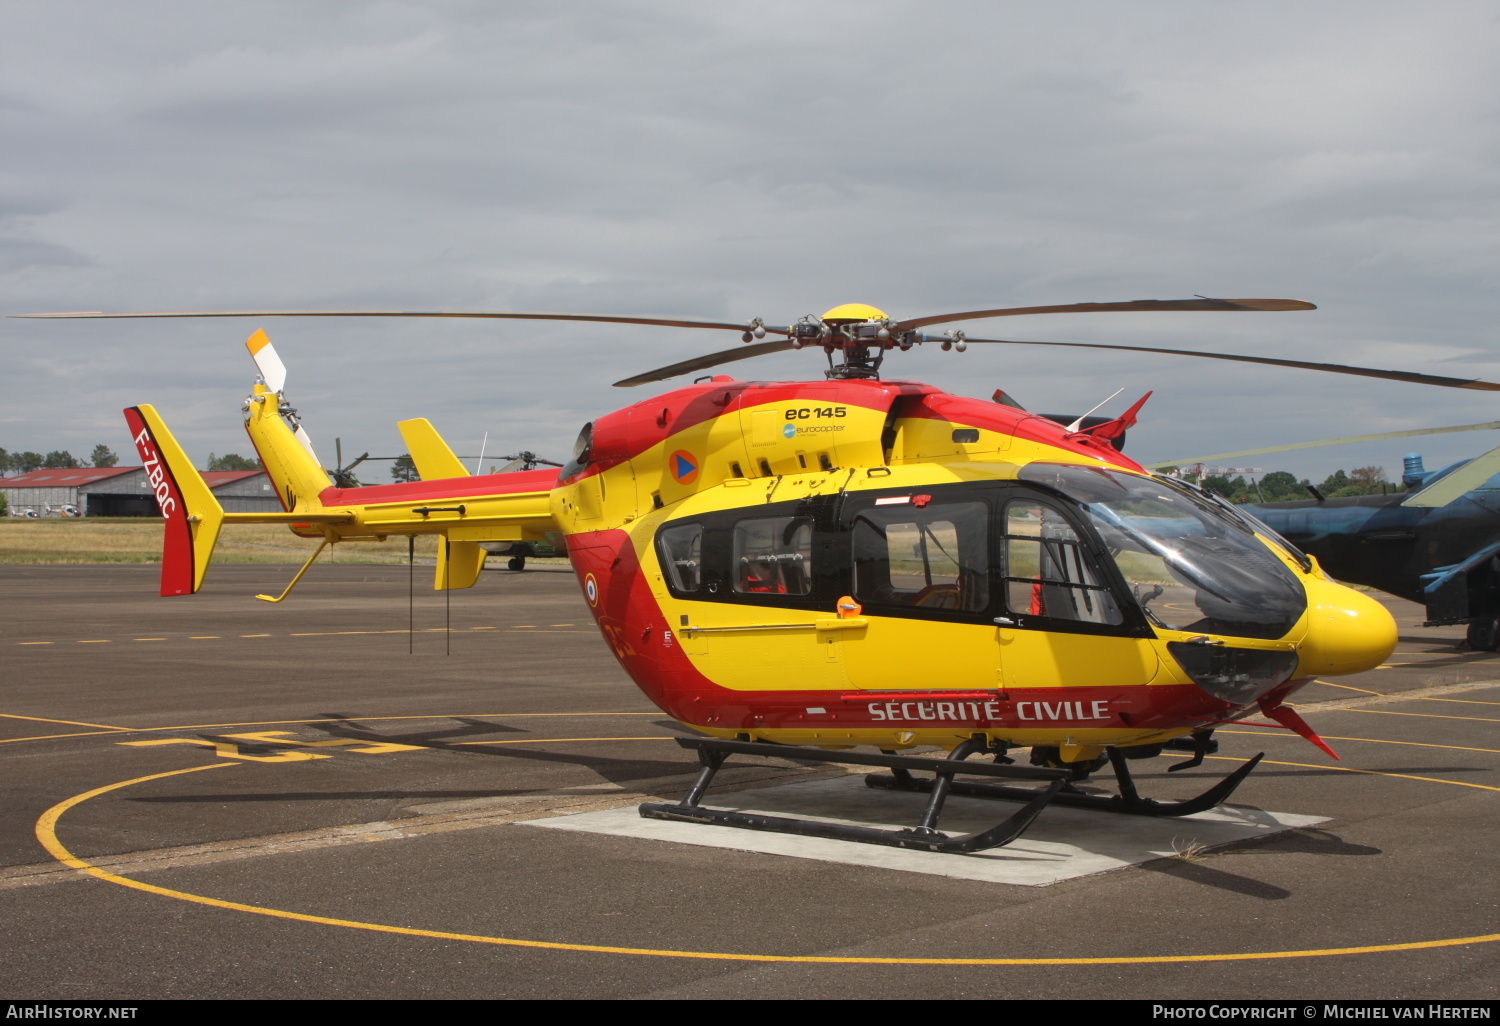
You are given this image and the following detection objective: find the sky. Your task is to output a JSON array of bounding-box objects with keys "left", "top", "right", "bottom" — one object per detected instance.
[{"left": 4, "top": 1, "right": 1500, "bottom": 484}]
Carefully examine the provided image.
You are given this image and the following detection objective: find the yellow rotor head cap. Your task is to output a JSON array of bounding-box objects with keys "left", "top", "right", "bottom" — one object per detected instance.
[{"left": 820, "top": 303, "right": 888, "bottom": 323}]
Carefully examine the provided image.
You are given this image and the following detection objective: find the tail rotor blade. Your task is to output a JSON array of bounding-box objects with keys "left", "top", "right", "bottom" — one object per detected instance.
[{"left": 246, "top": 330, "right": 288, "bottom": 392}]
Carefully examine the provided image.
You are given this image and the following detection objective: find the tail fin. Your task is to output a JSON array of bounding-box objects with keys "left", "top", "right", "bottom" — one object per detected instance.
[
  {"left": 241, "top": 331, "right": 333, "bottom": 510},
  {"left": 124, "top": 405, "right": 225, "bottom": 596},
  {"left": 397, "top": 418, "right": 469, "bottom": 479}
]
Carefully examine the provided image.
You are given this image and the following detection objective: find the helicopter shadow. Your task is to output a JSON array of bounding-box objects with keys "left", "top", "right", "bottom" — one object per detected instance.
[
  {"left": 1135, "top": 827, "right": 1382, "bottom": 900},
  {"left": 1223, "top": 827, "right": 1383, "bottom": 858},
  {"left": 1136, "top": 857, "right": 1292, "bottom": 899},
  {"left": 136, "top": 713, "right": 702, "bottom": 803}
]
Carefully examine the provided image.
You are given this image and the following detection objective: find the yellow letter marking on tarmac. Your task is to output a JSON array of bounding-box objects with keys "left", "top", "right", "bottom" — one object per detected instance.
[
  {"left": 119, "top": 739, "right": 330, "bottom": 762},
  {"left": 220, "top": 731, "right": 425, "bottom": 755},
  {"left": 120, "top": 732, "right": 424, "bottom": 759}
]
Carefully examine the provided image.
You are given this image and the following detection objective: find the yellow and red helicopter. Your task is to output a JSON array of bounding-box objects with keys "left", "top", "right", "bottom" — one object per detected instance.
[{"left": 29, "top": 296, "right": 1472, "bottom": 853}]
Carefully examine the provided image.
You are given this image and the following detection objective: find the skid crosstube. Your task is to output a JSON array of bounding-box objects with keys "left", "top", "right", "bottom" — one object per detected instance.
[
  {"left": 865, "top": 747, "right": 1265, "bottom": 818},
  {"left": 639, "top": 736, "right": 1070, "bottom": 854}
]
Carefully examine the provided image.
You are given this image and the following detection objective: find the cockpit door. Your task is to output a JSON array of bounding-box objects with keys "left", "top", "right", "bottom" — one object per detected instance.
[{"left": 993, "top": 493, "right": 1160, "bottom": 691}]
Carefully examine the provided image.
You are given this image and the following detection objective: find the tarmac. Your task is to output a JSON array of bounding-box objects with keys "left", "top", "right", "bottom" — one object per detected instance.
[{"left": 1, "top": 563, "right": 1496, "bottom": 1000}]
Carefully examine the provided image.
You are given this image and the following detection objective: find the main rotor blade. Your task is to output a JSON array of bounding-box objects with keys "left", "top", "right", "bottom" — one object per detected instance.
[
  {"left": 900, "top": 298, "right": 1315, "bottom": 331},
  {"left": 613, "top": 339, "right": 798, "bottom": 387},
  {"left": 1146, "top": 421, "right": 1500, "bottom": 469},
  {"left": 14, "top": 309, "right": 789, "bottom": 334},
  {"left": 955, "top": 336, "right": 1500, "bottom": 392},
  {"left": 1402, "top": 444, "right": 1500, "bottom": 508}
]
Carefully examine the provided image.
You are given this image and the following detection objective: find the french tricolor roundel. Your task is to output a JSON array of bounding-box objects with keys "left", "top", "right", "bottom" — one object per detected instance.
[{"left": 669, "top": 450, "right": 699, "bottom": 485}]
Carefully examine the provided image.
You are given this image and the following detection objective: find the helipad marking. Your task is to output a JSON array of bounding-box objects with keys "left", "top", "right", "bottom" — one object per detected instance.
[
  {"left": 120, "top": 738, "right": 332, "bottom": 763},
  {"left": 1310, "top": 681, "right": 1384, "bottom": 696},
  {"left": 2, "top": 730, "right": 131, "bottom": 744},
  {"left": 141, "top": 712, "right": 658, "bottom": 732},
  {"left": 11, "top": 625, "right": 595, "bottom": 645},
  {"left": 1344, "top": 708, "right": 1500, "bottom": 724},
  {"left": 1, "top": 712, "right": 661, "bottom": 745},
  {"left": 0, "top": 713, "right": 131, "bottom": 730},
  {"left": 34, "top": 765, "right": 1500, "bottom": 965},
  {"left": 1221, "top": 756, "right": 1500, "bottom": 793},
  {"left": 458, "top": 736, "right": 674, "bottom": 745},
  {"left": 1217, "top": 730, "right": 1500, "bottom": 755}
]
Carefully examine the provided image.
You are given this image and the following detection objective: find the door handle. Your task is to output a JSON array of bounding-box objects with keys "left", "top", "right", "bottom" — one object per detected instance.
[{"left": 815, "top": 617, "right": 868, "bottom": 632}]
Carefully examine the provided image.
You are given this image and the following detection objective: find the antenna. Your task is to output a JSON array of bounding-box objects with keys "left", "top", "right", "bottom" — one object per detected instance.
[
  {"left": 1066, "top": 388, "right": 1125, "bottom": 432},
  {"left": 474, "top": 431, "right": 488, "bottom": 476}
]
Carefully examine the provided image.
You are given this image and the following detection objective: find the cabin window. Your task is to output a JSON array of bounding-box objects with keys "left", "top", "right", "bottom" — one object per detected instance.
[
  {"left": 732, "top": 516, "right": 812, "bottom": 596},
  {"left": 657, "top": 523, "right": 703, "bottom": 593},
  {"left": 852, "top": 502, "right": 989, "bottom": 612},
  {"left": 1003, "top": 501, "right": 1122, "bottom": 625}
]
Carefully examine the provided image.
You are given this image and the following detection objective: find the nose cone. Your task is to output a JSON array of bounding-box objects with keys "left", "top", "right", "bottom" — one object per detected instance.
[{"left": 1296, "top": 577, "right": 1397, "bottom": 676}]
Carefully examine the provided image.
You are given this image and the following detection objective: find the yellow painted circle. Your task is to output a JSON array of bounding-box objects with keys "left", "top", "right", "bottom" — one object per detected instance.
[{"left": 34, "top": 745, "right": 1500, "bottom": 965}]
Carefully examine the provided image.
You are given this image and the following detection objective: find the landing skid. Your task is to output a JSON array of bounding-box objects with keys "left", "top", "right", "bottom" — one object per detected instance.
[
  {"left": 640, "top": 738, "right": 1264, "bottom": 853},
  {"left": 866, "top": 747, "right": 1265, "bottom": 819},
  {"left": 641, "top": 736, "right": 1069, "bottom": 854}
]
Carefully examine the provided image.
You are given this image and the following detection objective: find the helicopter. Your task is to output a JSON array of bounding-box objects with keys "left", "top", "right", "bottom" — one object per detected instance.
[
  {"left": 26, "top": 296, "right": 1470, "bottom": 854},
  {"left": 1148, "top": 424, "right": 1500, "bottom": 651}
]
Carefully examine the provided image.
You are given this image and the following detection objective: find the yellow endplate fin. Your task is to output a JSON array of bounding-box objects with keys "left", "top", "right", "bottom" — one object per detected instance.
[
  {"left": 124, "top": 404, "right": 224, "bottom": 596},
  {"left": 398, "top": 418, "right": 469, "bottom": 480},
  {"left": 435, "top": 539, "right": 487, "bottom": 591}
]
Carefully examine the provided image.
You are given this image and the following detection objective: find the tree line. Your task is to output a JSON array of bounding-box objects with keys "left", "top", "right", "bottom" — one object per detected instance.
[
  {"left": 0, "top": 446, "right": 269, "bottom": 476},
  {"left": 0, "top": 445, "right": 120, "bottom": 474},
  {"left": 1185, "top": 465, "right": 1392, "bottom": 503}
]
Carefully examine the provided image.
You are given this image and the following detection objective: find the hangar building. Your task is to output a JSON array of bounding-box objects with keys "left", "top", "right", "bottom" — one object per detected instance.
[{"left": 1, "top": 468, "right": 281, "bottom": 516}]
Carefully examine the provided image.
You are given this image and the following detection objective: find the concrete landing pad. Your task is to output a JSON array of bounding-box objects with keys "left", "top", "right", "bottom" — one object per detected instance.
[{"left": 524, "top": 775, "right": 1328, "bottom": 885}]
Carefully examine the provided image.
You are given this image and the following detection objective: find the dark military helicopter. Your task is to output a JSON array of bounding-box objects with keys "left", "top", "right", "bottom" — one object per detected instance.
[{"left": 1148, "top": 422, "right": 1500, "bottom": 649}]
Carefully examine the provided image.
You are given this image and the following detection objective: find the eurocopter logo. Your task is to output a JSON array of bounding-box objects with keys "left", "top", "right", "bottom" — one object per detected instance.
[
  {"left": 669, "top": 450, "right": 699, "bottom": 485},
  {"left": 782, "top": 422, "right": 845, "bottom": 437}
]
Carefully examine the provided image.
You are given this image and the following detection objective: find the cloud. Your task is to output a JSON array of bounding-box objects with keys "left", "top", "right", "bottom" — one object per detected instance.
[{"left": 1, "top": 0, "right": 1499, "bottom": 482}]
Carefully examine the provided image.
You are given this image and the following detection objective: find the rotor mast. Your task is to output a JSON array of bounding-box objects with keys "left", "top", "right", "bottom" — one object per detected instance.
[{"left": 790, "top": 303, "right": 951, "bottom": 381}]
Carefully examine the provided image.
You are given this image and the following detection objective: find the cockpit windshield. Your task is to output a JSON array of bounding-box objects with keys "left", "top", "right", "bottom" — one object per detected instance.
[{"left": 1019, "top": 463, "right": 1306, "bottom": 639}]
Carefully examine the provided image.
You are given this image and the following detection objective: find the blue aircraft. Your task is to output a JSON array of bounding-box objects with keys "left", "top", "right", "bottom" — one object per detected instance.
[{"left": 1145, "top": 422, "right": 1500, "bottom": 649}]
